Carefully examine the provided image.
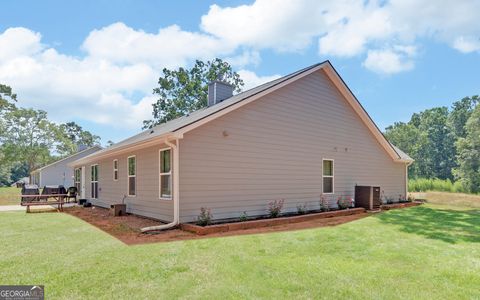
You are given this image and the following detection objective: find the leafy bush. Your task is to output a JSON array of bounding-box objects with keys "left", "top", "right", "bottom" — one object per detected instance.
[
  {"left": 337, "top": 196, "right": 353, "bottom": 209},
  {"left": 296, "top": 203, "right": 307, "bottom": 215},
  {"left": 268, "top": 199, "right": 284, "bottom": 218},
  {"left": 239, "top": 211, "right": 248, "bottom": 222},
  {"left": 197, "top": 207, "right": 212, "bottom": 226},
  {"left": 320, "top": 194, "right": 330, "bottom": 212}
]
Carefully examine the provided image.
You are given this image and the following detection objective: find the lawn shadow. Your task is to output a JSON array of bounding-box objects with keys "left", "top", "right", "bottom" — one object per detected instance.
[{"left": 376, "top": 206, "right": 480, "bottom": 244}]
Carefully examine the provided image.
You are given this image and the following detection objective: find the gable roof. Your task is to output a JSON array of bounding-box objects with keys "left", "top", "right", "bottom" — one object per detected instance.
[
  {"left": 73, "top": 61, "right": 413, "bottom": 165},
  {"left": 32, "top": 146, "right": 102, "bottom": 173}
]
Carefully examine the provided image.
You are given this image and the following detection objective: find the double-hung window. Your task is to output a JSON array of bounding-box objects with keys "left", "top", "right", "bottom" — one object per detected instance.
[
  {"left": 159, "top": 149, "right": 172, "bottom": 199},
  {"left": 113, "top": 159, "right": 118, "bottom": 181},
  {"left": 91, "top": 164, "right": 99, "bottom": 199},
  {"left": 128, "top": 156, "right": 136, "bottom": 196},
  {"left": 322, "top": 159, "right": 334, "bottom": 194}
]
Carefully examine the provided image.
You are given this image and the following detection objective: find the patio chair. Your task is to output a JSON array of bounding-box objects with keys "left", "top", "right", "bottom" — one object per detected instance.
[{"left": 65, "top": 187, "right": 78, "bottom": 203}]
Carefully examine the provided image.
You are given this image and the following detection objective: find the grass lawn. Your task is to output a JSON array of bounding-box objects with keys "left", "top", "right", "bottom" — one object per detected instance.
[
  {"left": 0, "top": 187, "right": 21, "bottom": 205},
  {"left": 1, "top": 195, "right": 480, "bottom": 299}
]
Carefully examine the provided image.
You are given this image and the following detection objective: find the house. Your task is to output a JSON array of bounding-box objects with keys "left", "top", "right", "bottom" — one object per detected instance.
[
  {"left": 30, "top": 146, "right": 101, "bottom": 188},
  {"left": 71, "top": 61, "right": 413, "bottom": 228},
  {"left": 10, "top": 177, "right": 30, "bottom": 188}
]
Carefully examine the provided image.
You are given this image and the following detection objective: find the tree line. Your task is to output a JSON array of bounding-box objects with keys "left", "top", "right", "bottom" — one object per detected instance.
[
  {"left": 385, "top": 95, "right": 480, "bottom": 193},
  {"left": 0, "top": 84, "right": 100, "bottom": 186}
]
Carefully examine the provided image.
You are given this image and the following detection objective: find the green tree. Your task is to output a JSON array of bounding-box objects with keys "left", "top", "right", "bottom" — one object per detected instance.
[
  {"left": 56, "top": 122, "right": 100, "bottom": 156},
  {"left": 454, "top": 105, "right": 480, "bottom": 193},
  {"left": 414, "top": 107, "right": 456, "bottom": 180},
  {"left": 0, "top": 84, "right": 17, "bottom": 110},
  {"left": 0, "top": 152, "right": 12, "bottom": 186},
  {"left": 448, "top": 95, "right": 479, "bottom": 139},
  {"left": 143, "top": 58, "right": 244, "bottom": 129},
  {"left": 385, "top": 107, "right": 456, "bottom": 180},
  {"left": 1, "top": 84, "right": 18, "bottom": 139},
  {"left": 0, "top": 84, "right": 18, "bottom": 186},
  {"left": 1, "top": 108, "right": 56, "bottom": 172},
  {"left": 384, "top": 122, "right": 427, "bottom": 178}
]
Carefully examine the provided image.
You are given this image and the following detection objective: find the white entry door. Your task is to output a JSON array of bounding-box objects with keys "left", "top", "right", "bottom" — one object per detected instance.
[{"left": 81, "top": 166, "right": 86, "bottom": 199}]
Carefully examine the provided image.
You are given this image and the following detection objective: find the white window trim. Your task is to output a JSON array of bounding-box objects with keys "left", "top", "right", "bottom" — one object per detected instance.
[
  {"left": 127, "top": 155, "right": 136, "bottom": 197},
  {"left": 159, "top": 147, "right": 172, "bottom": 200},
  {"left": 74, "top": 168, "right": 81, "bottom": 191},
  {"left": 90, "top": 164, "right": 99, "bottom": 199},
  {"left": 322, "top": 158, "right": 334, "bottom": 195},
  {"left": 113, "top": 159, "right": 118, "bottom": 181}
]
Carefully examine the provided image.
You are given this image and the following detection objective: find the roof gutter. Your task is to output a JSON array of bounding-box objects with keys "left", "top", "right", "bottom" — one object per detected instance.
[
  {"left": 141, "top": 138, "right": 180, "bottom": 233},
  {"left": 69, "top": 133, "right": 179, "bottom": 167}
]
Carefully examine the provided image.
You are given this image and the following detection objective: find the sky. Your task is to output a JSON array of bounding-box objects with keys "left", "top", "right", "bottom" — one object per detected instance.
[{"left": 1, "top": 0, "right": 479, "bottom": 144}]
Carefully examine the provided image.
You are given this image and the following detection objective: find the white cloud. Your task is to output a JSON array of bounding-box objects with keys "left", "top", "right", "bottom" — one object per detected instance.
[
  {"left": 82, "top": 22, "right": 234, "bottom": 68},
  {"left": 201, "top": 0, "right": 329, "bottom": 52},
  {"left": 237, "top": 70, "right": 281, "bottom": 90},
  {"left": 203, "top": 0, "right": 480, "bottom": 67},
  {"left": 318, "top": 1, "right": 392, "bottom": 57},
  {"left": 453, "top": 36, "right": 480, "bottom": 53},
  {"left": 0, "top": 24, "right": 281, "bottom": 135},
  {"left": 363, "top": 47, "right": 415, "bottom": 74},
  {"left": 0, "top": 27, "right": 43, "bottom": 61},
  {"left": 225, "top": 50, "right": 261, "bottom": 68},
  {"left": 0, "top": 26, "right": 161, "bottom": 131}
]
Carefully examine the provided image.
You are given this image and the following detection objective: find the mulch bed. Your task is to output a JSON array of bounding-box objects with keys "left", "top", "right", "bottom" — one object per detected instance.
[
  {"left": 182, "top": 208, "right": 366, "bottom": 235},
  {"left": 380, "top": 201, "right": 422, "bottom": 210},
  {"left": 63, "top": 206, "right": 369, "bottom": 245}
]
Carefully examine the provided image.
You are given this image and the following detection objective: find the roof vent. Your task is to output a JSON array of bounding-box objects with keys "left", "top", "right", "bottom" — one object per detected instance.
[{"left": 208, "top": 79, "right": 234, "bottom": 106}]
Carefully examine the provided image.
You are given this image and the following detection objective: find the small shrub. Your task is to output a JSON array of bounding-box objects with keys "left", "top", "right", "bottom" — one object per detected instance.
[
  {"left": 197, "top": 207, "right": 212, "bottom": 226},
  {"left": 296, "top": 203, "right": 307, "bottom": 215},
  {"left": 320, "top": 194, "right": 330, "bottom": 212},
  {"left": 398, "top": 194, "right": 407, "bottom": 203},
  {"left": 386, "top": 196, "right": 394, "bottom": 204},
  {"left": 268, "top": 199, "right": 284, "bottom": 218},
  {"left": 337, "top": 196, "right": 353, "bottom": 209},
  {"left": 239, "top": 211, "right": 248, "bottom": 222}
]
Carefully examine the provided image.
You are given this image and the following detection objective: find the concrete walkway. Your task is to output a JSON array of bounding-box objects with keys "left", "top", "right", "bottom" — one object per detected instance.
[
  {"left": 0, "top": 205, "right": 24, "bottom": 212},
  {"left": 0, "top": 203, "right": 78, "bottom": 212}
]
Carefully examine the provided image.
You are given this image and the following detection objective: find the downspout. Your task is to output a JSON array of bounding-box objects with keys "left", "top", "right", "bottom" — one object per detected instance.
[
  {"left": 405, "top": 161, "right": 413, "bottom": 198},
  {"left": 141, "top": 138, "right": 180, "bottom": 233}
]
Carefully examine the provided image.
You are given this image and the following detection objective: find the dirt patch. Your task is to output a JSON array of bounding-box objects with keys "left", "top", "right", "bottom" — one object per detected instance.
[{"left": 64, "top": 206, "right": 369, "bottom": 245}]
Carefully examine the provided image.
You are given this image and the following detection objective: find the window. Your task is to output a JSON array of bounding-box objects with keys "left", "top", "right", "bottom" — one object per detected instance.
[
  {"left": 128, "top": 156, "right": 136, "bottom": 196},
  {"left": 74, "top": 168, "right": 81, "bottom": 192},
  {"left": 159, "top": 148, "right": 172, "bottom": 199},
  {"left": 113, "top": 159, "right": 118, "bottom": 181},
  {"left": 91, "top": 165, "right": 98, "bottom": 199},
  {"left": 322, "top": 159, "right": 334, "bottom": 194}
]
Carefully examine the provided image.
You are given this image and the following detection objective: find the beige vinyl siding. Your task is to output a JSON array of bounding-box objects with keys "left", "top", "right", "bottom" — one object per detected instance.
[
  {"left": 34, "top": 147, "right": 100, "bottom": 187},
  {"left": 178, "top": 69, "right": 406, "bottom": 222},
  {"left": 80, "top": 144, "right": 174, "bottom": 222}
]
